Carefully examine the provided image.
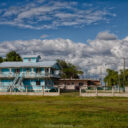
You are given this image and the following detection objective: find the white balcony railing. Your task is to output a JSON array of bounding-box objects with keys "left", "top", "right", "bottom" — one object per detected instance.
[{"left": 0, "top": 72, "right": 60, "bottom": 78}]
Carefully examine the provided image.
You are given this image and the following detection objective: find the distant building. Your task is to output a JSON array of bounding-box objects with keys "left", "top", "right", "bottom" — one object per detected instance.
[
  {"left": 55, "top": 79, "right": 101, "bottom": 90},
  {"left": 0, "top": 55, "right": 61, "bottom": 92}
]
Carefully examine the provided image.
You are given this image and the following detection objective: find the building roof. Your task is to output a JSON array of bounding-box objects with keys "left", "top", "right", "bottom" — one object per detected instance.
[
  {"left": 59, "top": 79, "right": 100, "bottom": 81},
  {"left": 0, "top": 61, "right": 57, "bottom": 68},
  {"left": 22, "top": 55, "right": 41, "bottom": 58}
]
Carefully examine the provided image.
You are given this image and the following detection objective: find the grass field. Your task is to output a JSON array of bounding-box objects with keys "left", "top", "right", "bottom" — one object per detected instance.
[{"left": 0, "top": 93, "right": 128, "bottom": 128}]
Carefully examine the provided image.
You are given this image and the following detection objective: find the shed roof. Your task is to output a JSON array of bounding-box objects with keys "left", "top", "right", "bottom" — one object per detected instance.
[{"left": 0, "top": 61, "right": 57, "bottom": 68}]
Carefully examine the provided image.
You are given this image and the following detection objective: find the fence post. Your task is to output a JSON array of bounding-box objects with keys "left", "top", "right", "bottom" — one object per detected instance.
[
  {"left": 58, "top": 87, "right": 60, "bottom": 95},
  {"left": 104, "top": 86, "right": 106, "bottom": 92},
  {"left": 112, "top": 86, "right": 114, "bottom": 96},
  {"left": 26, "top": 86, "right": 27, "bottom": 95},
  {"left": 96, "top": 87, "right": 98, "bottom": 96},
  {"left": 119, "top": 86, "right": 120, "bottom": 93},
  {"left": 10, "top": 86, "right": 12, "bottom": 94},
  {"left": 79, "top": 87, "right": 81, "bottom": 96},
  {"left": 42, "top": 86, "right": 44, "bottom": 96}
]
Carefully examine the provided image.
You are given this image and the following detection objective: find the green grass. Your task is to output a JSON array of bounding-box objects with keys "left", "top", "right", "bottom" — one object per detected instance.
[{"left": 0, "top": 94, "right": 128, "bottom": 128}]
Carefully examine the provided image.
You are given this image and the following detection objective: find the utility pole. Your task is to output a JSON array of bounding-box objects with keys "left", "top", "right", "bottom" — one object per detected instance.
[
  {"left": 118, "top": 70, "right": 120, "bottom": 92},
  {"left": 88, "top": 70, "right": 90, "bottom": 79},
  {"left": 123, "top": 57, "right": 125, "bottom": 92},
  {"left": 100, "top": 66, "right": 102, "bottom": 86}
]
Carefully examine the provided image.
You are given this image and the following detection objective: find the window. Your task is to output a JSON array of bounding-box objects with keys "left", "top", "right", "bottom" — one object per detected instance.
[
  {"left": 36, "top": 68, "right": 41, "bottom": 73},
  {"left": 36, "top": 81, "right": 40, "bottom": 86},
  {"left": 87, "top": 81, "right": 94, "bottom": 86},
  {"left": 28, "top": 58, "right": 31, "bottom": 61},
  {"left": 79, "top": 82, "right": 83, "bottom": 86},
  {"left": 50, "top": 69, "right": 53, "bottom": 74},
  {"left": 45, "top": 68, "right": 49, "bottom": 73},
  {"left": 15, "top": 69, "right": 20, "bottom": 73},
  {"left": 26, "top": 68, "right": 29, "bottom": 72}
]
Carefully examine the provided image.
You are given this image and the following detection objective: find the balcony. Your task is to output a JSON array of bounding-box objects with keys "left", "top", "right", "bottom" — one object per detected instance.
[{"left": 0, "top": 72, "right": 60, "bottom": 78}]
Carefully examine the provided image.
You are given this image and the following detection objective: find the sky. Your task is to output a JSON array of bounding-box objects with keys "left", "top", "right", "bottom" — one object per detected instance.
[{"left": 0, "top": 0, "right": 128, "bottom": 77}]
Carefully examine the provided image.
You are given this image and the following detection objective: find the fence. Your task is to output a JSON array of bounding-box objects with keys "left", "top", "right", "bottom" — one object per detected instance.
[
  {"left": 80, "top": 86, "right": 128, "bottom": 97},
  {"left": 0, "top": 86, "right": 60, "bottom": 96}
]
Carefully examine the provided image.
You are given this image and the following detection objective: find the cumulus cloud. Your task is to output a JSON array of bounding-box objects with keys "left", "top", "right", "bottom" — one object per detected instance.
[
  {"left": 0, "top": 0, "right": 116, "bottom": 29},
  {"left": 0, "top": 31, "right": 127, "bottom": 78},
  {"left": 96, "top": 31, "right": 117, "bottom": 40}
]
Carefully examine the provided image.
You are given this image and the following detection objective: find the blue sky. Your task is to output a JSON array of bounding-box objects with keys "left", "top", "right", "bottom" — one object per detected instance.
[
  {"left": 0, "top": 0, "right": 128, "bottom": 76},
  {"left": 0, "top": 0, "right": 127, "bottom": 43}
]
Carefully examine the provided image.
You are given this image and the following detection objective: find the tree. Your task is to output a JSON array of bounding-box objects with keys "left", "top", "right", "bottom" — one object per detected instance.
[
  {"left": 104, "top": 68, "right": 128, "bottom": 87},
  {"left": 0, "top": 57, "right": 3, "bottom": 63},
  {"left": 104, "top": 69, "right": 118, "bottom": 86},
  {"left": 118, "top": 69, "right": 128, "bottom": 87},
  {"left": 5, "top": 51, "right": 22, "bottom": 61},
  {"left": 57, "top": 59, "right": 83, "bottom": 79}
]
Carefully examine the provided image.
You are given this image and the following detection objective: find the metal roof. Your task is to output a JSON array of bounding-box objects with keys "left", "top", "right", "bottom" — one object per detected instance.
[
  {"left": 22, "top": 55, "right": 41, "bottom": 58},
  {"left": 59, "top": 79, "right": 100, "bottom": 81},
  {"left": 0, "top": 61, "right": 57, "bottom": 68}
]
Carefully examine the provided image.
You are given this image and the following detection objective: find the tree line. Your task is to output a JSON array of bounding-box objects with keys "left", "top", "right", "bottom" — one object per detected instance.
[
  {"left": 0, "top": 51, "right": 83, "bottom": 79},
  {"left": 104, "top": 68, "right": 128, "bottom": 87},
  {"left": 0, "top": 51, "right": 22, "bottom": 62}
]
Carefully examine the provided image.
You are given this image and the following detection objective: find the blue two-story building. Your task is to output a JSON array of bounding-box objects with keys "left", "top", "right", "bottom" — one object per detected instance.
[{"left": 0, "top": 55, "right": 61, "bottom": 92}]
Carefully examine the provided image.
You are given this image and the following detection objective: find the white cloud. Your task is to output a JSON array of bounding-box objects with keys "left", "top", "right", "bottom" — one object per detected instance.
[
  {"left": 0, "top": 31, "right": 127, "bottom": 78},
  {"left": 96, "top": 31, "right": 117, "bottom": 40},
  {"left": 0, "top": 1, "right": 116, "bottom": 29}
]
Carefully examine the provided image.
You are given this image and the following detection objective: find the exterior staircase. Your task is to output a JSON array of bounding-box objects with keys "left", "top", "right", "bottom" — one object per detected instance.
[
  {"left": 16, "top": 75, "right": 24, "bottom": 91},
  {"left": 9, "top": 73, "right": 24, "bottom": 92}
]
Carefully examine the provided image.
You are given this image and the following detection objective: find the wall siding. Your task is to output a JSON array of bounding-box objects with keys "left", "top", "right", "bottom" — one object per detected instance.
[
  {"left": 23, "top": 58, "right": 37, "bottom": 62},
  {"left": 1, "top": 79, "right": 12, "bottom": 86},
  {"left": 1, "top": 68, "right": 9, "bottom": 75},
  {"left": 23, "top": 79, "right": 45, "bottom": 90}
]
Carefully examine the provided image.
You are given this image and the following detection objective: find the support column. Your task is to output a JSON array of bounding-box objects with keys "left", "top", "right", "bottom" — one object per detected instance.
[
  {"left": 0, "top": 68, "right": 1, "bottom": 78},
  {"left": 44, "top": 68, "right": 46, "bottom": 76},
  {"left": 9, "top": 68, "right": 12, "bottom": 76},
  {"left": 32, "top": 67, "right": 34, "bottom": 77},
  {"left": 26, "top": 86, "right": 28, "bottom": 93},
  {"left": 0, "top": 79, "right": 1, "bottom": 88},
  {"left": 21, "top": 68, "right": 24, "bottom": 77},
  {"left": 49, "top": 68, "right": 51, "bottom": 76},
  {"left": 32, "top": 68, "right": 34, "bottom": 73}
]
